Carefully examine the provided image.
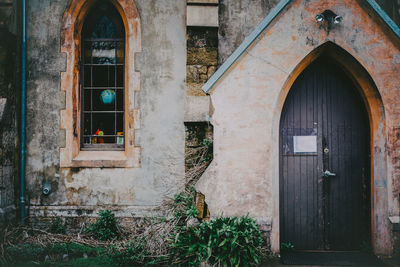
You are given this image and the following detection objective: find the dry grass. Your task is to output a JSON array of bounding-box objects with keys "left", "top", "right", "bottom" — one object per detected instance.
[{"left": 0, "top": 138, "right": 213, "bottom": 264}]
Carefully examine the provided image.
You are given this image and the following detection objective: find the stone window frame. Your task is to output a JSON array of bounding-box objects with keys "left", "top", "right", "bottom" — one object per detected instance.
[{"left": 60, "top": 0, "right": 141, "bottom": 168}]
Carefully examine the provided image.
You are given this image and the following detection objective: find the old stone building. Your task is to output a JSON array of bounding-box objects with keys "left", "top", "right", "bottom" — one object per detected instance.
[
  {"left": 197, "top": 0, "right": 400, "bottom": 256},
  {"left": 0, "top": 0, "right": 399, "bottom": 257},
  {"left": 0, "top": 0, "right": 18, "bottom": 223}
]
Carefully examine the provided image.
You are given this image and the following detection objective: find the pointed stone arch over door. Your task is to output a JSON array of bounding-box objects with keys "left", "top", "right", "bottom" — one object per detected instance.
[{"left": 279, "top": 57, "right": 371, "bottom": 251}]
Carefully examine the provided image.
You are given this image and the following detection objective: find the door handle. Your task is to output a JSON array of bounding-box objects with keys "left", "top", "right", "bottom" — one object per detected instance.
[{"left": 323, "top": 170, "right": 336, "bottom": 177}]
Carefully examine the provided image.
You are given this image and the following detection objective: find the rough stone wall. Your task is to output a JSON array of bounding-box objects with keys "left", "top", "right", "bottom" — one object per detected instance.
[
  {"left": 0, "top": 0, "right": 18, "bottom": 222},
  {"left": 218, "top": 0, "right": 280, "bottom": 64},
  {"left": 25, "top": 0, "right": 186, "bottom": 218},
  {"left": 187, "top": 27, "right": 218, "bottom": 96}
]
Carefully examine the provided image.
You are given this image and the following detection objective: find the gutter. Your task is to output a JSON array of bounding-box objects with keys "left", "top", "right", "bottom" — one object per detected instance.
[{"left": 20, "top": 0, "right": 26, "bottom": 226}]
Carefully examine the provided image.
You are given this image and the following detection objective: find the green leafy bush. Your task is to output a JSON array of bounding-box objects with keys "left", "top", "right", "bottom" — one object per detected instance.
[
  {"left": 49, "top": 218, "right": 66, "bottom": 234},
  {"left": 185, "top": 205, "right": 199, "bottom": 219},
  {"left": 174, "top": 189, "right": 195, "bottom": 207},
  {"left": 170, "top": 216, "right": 264, "bottom": 266},
  {"left": 85, "top": 210, "right": 120, "bottom": 241},
  {"left": 173, "top": 188, "right": 198, "bottom": 222}
]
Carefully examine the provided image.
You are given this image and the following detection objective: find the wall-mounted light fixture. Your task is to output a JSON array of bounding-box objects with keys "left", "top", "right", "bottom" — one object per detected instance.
[{"left": 315, "top": 9, "right": 343, "bottom": 33}]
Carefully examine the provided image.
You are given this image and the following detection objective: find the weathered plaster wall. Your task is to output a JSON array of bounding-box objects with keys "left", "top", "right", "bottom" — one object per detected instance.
[
  {"left": 26, "top": 0, "right": 186, "bottom": 217},
  {"left": 0, "top": 0, "right": 18, "bottom": 222},
  {"left": 218, "top": 0, "right": 280, "bottom": 64},
  {"left": 187, "top": 4, "right": 218, "bottom": 27},
  {"left": 197, "top": 0, "right": 400, "bottom": 255},
  {"left": 218, "top": 0, "right": 399, "bottom": 66}
]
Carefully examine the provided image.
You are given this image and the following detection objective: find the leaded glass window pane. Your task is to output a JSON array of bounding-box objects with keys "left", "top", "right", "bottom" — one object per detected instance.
[{"left": 81, "top": 1, "right": 125, "bottom": 150}]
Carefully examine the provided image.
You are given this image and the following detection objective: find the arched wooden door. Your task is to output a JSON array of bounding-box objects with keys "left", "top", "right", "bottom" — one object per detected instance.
[{"left": 279, "top": 58, "right": 371, "bottom": 251}]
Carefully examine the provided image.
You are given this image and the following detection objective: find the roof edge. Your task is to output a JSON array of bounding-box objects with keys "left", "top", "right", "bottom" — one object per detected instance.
[
  {"left": 202, "top": 0, "right": 293, "bottom": 93},
  {"left": 202, "top": 0, "right": 400, "bottom": 94}
]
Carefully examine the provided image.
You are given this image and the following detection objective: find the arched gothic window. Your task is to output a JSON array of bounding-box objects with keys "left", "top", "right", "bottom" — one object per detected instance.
[
  {"left": 60, "top": 0, "right": 140, "bottom": 167},
  {"left": 81, "top": 0, "right": 125, "bottom": 150}
]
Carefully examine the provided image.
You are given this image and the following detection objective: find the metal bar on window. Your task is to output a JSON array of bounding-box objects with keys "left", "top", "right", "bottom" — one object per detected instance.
[
  {"left": 83, "top": 135, "right": 124, "bottom": 137},
  {"left": 90, "top": 51, "right": 93, "bottom": 142},
  {"left": 81, "top": 40, "right": 85, "bottom": 146},
  {"left": 122, "top": 41, "right": 125, "bottom": 146},
  {"left": 114, "top": 40, "right": 117, "bottom": 144},
  {"left": 83, "top": 111, "right": 124, "bottom": 113},
  {"left": 81, "top": 144, "right": 124, "bottom": 151},
  {"left": 82, "top": 87, "right": 124, "bottom": 89},
  {"left": 81, "top": 12, "right": 125, "bottom": 150},
  {"left": 84, "top": 38, "right": 124, "bottom": 42},
  {"left": 83, "top": 64, "right": 124, "bottom": 66}
]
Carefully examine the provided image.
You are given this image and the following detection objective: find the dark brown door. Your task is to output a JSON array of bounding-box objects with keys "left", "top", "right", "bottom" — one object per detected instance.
[{"left": 279, "top": 58, "right": 371, "bottom": 251}]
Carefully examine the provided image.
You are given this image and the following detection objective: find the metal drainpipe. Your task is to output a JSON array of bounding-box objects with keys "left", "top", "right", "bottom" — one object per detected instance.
[{"left": 20, "top": 0, "right": 27, "bottom": 226}]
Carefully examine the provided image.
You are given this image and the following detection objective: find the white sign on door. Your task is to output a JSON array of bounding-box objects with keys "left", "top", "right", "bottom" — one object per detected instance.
[{"left": 293, "top": 135, "right": 317, "bottom": 153}]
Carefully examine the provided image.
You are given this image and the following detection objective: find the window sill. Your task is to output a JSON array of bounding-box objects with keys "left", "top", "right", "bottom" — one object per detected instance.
[{"left": 72, "top": 150, "right": 129, "bottom": 168}]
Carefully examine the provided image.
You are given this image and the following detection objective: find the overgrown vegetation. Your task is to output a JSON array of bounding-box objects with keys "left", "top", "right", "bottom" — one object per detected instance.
[
  {"left": 199, "top": 138, "right": 213, "bottom": 163},
  {"left": 185, "top": 137, "right": 213, "bottom": 186},
  {"left": 49, "top": 218, "right": 66, "bottom": 234},
  {"left": 84, "top": 210, "right": 120, "bottom": 241},
  {"left": 0, "top": 137, "right": 272, "bottom": 266},
  {"left": 4, "top": 242, "right": 107, "bottom": 265},
  {"left": 170, "top": 216, "right": 264, "bottom": 266}
]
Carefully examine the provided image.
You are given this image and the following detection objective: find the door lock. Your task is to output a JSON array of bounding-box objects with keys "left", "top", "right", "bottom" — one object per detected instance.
[
  {"left": 323, "top": 170, "right": 336, "bottom": 177},
  {"left": 324, "top": 148, "right": 329, "bottom": 154}
]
